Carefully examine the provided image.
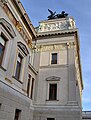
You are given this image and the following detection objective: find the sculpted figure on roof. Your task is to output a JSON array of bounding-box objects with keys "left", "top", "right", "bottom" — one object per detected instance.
[{"left": 48, "top": 9, "right": 68, "bottom": 20}]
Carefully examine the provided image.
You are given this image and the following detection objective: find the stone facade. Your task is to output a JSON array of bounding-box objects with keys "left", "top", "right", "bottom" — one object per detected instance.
[
  {"left": 33, "top": 18, "right": 83, "bottom": 120},
  {"left": 0, "top": 0, "right": 91, "bottom": 120},
  {"left": 0, "top": 0, "right": 37, "bottom": 120}
]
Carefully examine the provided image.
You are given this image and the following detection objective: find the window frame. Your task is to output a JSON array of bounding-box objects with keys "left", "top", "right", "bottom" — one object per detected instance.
[
  {"left": 14, "top": 109, "right": 21, "bottom": 120},
  {"left": 46, "top": 76, "right": 60, "bottom": 101},
  {"left": 0, "top": 32, "right": 9, "bottom": 70},
  {"left": 27, "top": 74, "right": 31, "bottom": 97},
  {"left": 0, "top": 35, "right": 6, "bottom": 65},
  {"left": 14, "top": 53, "right": 23, "bottom": 81},
  {"left": 13, "top": 47, "right": 25, "bottom": 83},
  {"left": 49, "top": 83, "right": 57, "bottom": 100},
  {"left": 51, "top": 53, "right": 58, "bottom": 65},
  {"left": 30, "top": 78, "right": 34, "bottom": 99},
  {"left": 0, "top": 18, "right": 16, "bottom": 71}
]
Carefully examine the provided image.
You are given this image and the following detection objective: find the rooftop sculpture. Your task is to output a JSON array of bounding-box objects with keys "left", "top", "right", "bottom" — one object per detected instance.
[
  {"left": 48, "top": 9, "right": 68, "bottom": 20},
  {"left": 47, "top": 9, "right": 56, "bottom": 19}
]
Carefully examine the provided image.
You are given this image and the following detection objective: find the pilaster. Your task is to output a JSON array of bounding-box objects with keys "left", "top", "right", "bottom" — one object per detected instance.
[{"left": 67, "top": 42, "right": 77, "bottom": 105}]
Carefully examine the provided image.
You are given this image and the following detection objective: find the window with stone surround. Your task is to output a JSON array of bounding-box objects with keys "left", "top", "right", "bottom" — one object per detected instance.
[
  {"left": 14, "top": 109, "right": 21, "bottom": 120},
  {"left": 0, "top": 18, "right": 16, "bottom": 71},
  {"left": 30, "top": 78, "right": 34, "bottom": 99},
  {"left": 49, "top": 83, "right": 57, "bottom": 100},
  {"left": 0, "top": 103, "right": 2, "bottom": 110},
  {"left": 46, "top": 76, "right": 60, "bottom": 101},
  {"left": 13, "top": 42, "right": 29, "bottom": 83},
  {"left": 51, "top": 53, "right": 57, "bottom": 64},
  {"left": 27, "top": 74, "right": 31, "bottom": 97},
  {"left": 15, "top": 53, "right": 23, "bottom": 80},
  {"left": 0, "top": 35, "right": 6, "bottom": 65}
]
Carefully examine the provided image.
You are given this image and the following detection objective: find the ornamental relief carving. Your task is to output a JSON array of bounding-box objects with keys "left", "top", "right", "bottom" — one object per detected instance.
[
  {"left": 37, "top": 44, "right": 67, "bottom": 52},
  {"left": 37, "top": 18, "right": 76, "bottom": 33}
]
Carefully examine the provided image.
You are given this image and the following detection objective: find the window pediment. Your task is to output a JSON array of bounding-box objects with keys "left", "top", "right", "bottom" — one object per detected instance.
[
  {"left": 17, "top": 42, "right": 29, "bottom": 55},
  {"left": 0, "top": 18, "right": 16, "bottom": 38},
  {"left": 46, "top": 76, "right": 60, "bottom": 81}
]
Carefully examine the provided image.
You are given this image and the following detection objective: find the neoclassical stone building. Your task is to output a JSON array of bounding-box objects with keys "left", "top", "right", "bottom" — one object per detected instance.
[{"left": 0, "top": 0, "right": 91, "bottom": 120}]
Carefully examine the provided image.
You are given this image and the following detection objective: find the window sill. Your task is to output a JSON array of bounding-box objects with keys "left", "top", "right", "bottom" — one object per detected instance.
[
  {"left": 0, "top": 65, "right": 7, "bottom": 71},
  {"left": 46, "top": 99, "right": 59, "bottom": 101},
  {"left": 12, "top": 76, "right": 23, "bottom": 84}
]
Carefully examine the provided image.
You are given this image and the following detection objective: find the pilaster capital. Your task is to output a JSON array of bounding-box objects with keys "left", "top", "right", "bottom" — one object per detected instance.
[
  {"left": 0, "top": 0, "right": 8, "bottom": 6},
  {"left": 66, "top": 42, "right": 75, "bottom": 49}
]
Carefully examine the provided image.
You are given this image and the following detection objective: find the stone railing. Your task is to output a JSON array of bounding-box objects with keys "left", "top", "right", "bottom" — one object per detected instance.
[{"left": 82, "top": 111, "right": 91, "bottom": 119}]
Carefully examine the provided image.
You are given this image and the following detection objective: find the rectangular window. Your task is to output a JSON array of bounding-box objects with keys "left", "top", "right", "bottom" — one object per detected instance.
[
  {"left": 27, "top": 74, "right": 31, "bottom": 97},
  {"left": 47, "top": 118, "right": 55, "bottom": 120},
  {"left": 0, "top": 103, "right": 1, "bottom": 109},
  {"left": 15, "top": 53, "right": 22, "bottom": 80},
  {"left": 51, "top": 53, "right": 57, "bottom": 64},
  {"left": 49, "top": 84, "right": 57, "bottom": 100},
  {"left": 30, "top": 78, "right": 34, "bottom": 99},
  {"left": 14, "top": 109, "right": 21, "bottom": 120},
  {"left": 0, "top": 36, "right": 6, "bottom": 65}
]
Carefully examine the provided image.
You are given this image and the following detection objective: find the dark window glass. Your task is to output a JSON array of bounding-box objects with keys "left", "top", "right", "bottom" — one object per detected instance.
[
  {"left": 49, "top": 84, "right": 57, "bottom": 100},
  {"left": 15, "top": 54, "right": 22, "bottom": 80},
  {"left": 47, "top": 118, "right": 55, "bottom": 120},
  {"left": 0, "top": 103, "right": 1, "bottom": 109},
  {"left": 27, "top": 74, "right": 31, "bottom": 96},
  {"left": 0, "top": 36, "right": 6, "bottom": 65},
  {"left": 30, "top": 78, "right": 34, "bottom": 99},
  {"left": 51, "top": 53, "right": 57, "bottom": 64},
  {"left": 14, "top": 109, "right": 21, "bottom": 120}
]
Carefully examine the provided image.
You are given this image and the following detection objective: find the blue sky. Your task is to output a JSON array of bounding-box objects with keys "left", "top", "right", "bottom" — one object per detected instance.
[{"left": 21, "top": 0, "right": 91, "bottom": 111}]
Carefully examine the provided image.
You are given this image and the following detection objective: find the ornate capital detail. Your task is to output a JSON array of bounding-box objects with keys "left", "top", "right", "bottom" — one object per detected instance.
[
  {"left": 66, "top": 42, "right": 75, "bottom": 49},
  {"left": 0, "top": 0, "right": 8, "bottom": 7},
  {"left": 0, "top": 0, "right": 8, "bottom": 4},
  {"left": 16, "top": 21, "right": 22, "bottom": 32}
]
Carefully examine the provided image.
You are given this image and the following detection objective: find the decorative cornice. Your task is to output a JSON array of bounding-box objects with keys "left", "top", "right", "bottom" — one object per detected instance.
[
  {"left": 0, "top": 18, "right": 16, "bottom": 38},
  {"left": 46, "top": 76, "right": 61, "bottom": 81},
  {"left": 17, "top": 42, "right": 29, "bottom": 55},
  {"left": 36, "top": 28, "right": 78, "bottom": 39},
  {"left": 1, "top": 1, "right": 32, "bottom": 47}
]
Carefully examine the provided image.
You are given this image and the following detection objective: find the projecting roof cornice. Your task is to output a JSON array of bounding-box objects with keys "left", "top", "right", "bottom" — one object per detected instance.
[
  {"left": 15, "top": 0, "right": 36, "bottom": 37},
  {"left": 36, "top": 28, "right": 78, "bottom": 38}
]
